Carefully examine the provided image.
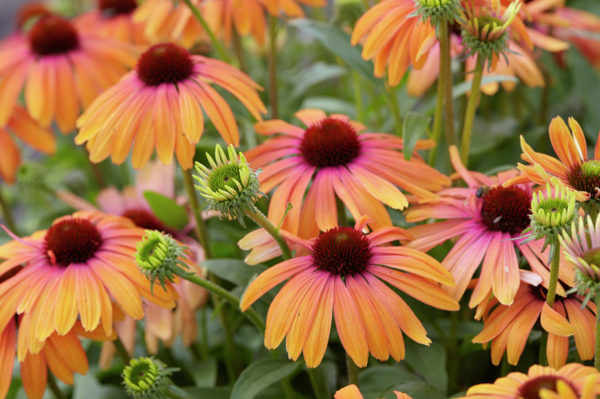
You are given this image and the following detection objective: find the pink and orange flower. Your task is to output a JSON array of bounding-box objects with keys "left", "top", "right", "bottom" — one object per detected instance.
[
  {"left": 75, "top": 42, "right": 265, "bottom": 170},
  {"left": 0, "top": 14, "right": 136, "bottom": 133},
  {"left": 240, "top": 216, "right": 458, "bottom": 368},
  {"left": 405, "top": 146, "right": 574, "bottom": 308},
  {"left": 245, "top": 109, "right": 450, "bottom": 238}
]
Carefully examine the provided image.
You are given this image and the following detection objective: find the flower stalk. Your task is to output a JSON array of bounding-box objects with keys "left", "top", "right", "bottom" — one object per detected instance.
[
  {"left": 268, "top": 15, "right": 279, "bottom": 118},
  {"left": 460, "top": 54, "right": 483, "bottom": 166},
  {"left": 182, "top": 0, "right": 231, "bottom": 63}
]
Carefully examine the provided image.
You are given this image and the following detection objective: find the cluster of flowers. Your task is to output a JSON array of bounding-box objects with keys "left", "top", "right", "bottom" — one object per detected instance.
[{"left": 0, "top": 0, "right": 598, "bottom": 398}]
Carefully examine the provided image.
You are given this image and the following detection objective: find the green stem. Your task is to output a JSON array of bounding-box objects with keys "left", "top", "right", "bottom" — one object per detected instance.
[
  {"left": 386, "top": 84, "right": 403, "bottom": 137},
  {"left": 88, "top": 158, "right": 106, "bottom": 189},
  {"left": 0, "top": 185, "right": 16, "bottom": 233},
  {"left": 441, "top": 22, "right": 455, "bottom": 147},
  {"left": 47, "top": 374, "right": 66, "bottom": 399},
  {"left": 182, "top": 168, "right": 213, "bottom": 259},
  {"left": 346, "top": 354, "right": 359, "bottom": 387},
  {"left": 114, "top": 336, "right": 132, "bottom": 363},
  {"left": 362, "top": 0, "right": 370, "bottom": 9},
  {"left": 546, "top": 240, "right": 561, "bottom": 307},
  {"left": 352, "top": 72, "right": 364, "bottom": 123},
  {"left": 308, "top": 368, "right": 326, "bottom": 399},
  {"left": 182, "top": 0, "right": 231, "bottom": 63},
  {"left": 336, "top": 197, "right": 348, "bottom": 227},
  {"left": 180, "top": 272, "right": 266, "bottom": 332},
  {"left": 459, "top": 54, "right": 484, "bottom": 167},
  {"left": 595, "top": 293, "right": 600, "bottom": 370},
  {"left": 268, "top": 15, "right": 279, "bottom": 118},
  {"left": 246, "top": 205, "right": 292, "bottom": 260},
  {"left": 428, "top": 21, "right": 449, "bottom": 166},
  {"left": 232, "top": 27, "right": 248, "bottom": 73}
]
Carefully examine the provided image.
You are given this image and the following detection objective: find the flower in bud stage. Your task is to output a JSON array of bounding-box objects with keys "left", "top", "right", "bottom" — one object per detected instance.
[
  {"left": 136, "top": 230, "right": 190, "bottom": 292},
  {"left": 194, "top": 144, "right": 260, "bottom": 226},
  {"left": 458, "top": 0, "right": 521, "bottom": 62},
  {"left": 414, "top": 0, "right": 461, "bottom": 26},
  {"left": 560, "top": 215, "right": 600, "bottom": 304},
  {"left": 528, "top": 179, "right": 577, "bottom": 248},
  {"left": 122, "top": 357, "right": 185, "bottom": 399}
]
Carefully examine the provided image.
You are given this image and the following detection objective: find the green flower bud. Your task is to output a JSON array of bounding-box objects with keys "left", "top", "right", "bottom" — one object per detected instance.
[
  {"left": 529, "top": 180, "right": 577, "bottom": 248},
  {"left": 136, "top": 230, "right": 190, "bottom": 292},
  {"left": 414, "top": 0, "right": 461, "bottom": 26},
  {"left": 122, "top": 357, "right": 186, "bottom": 399},
  {"left": 194, "top": 144, "right": 260, "bottom": 226}
]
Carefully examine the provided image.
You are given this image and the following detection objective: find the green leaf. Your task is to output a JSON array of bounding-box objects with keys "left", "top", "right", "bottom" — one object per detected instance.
[
  {"left": 231, "top": 358, "right": 299, "bottom": 399},
  {"left": 288, "top": 19, "right": 376, "bottom": 82},
  {"left": 402, "top": 112, "right": 431, "bottom": 160},
  {"left": 182, "top": 387, "right": 231, "bottom": 399},
  {"left": 202, "top": 259, "right": 267, "bottom": 287},
  {"left": 190, "top": 358, "right": 217, "bottom": 388},
  {"left": 143, "top": 190, "right": 189, "bottom": 231},
  {"left": 291, "top": 62, "right": 346, "bottom": 99},
  {"left": 404, "top": 341, "right": 447, "bottom": 394},
  {"left": 72, "top": 374, "right": 128, "bottom": 399}
]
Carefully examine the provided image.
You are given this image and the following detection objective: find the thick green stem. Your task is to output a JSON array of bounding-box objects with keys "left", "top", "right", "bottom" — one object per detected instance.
[
  {"left": 182, "top": 168, "right": 213, "bottom": 259},
  {"left": 346, "top": 354, "right": 359, "bottom": 387},
  {"left": 0, "top": 186, "right": 16, "bottom": 233},
  {"left": 47, "top": 373, "right": 66, "bottom": 399},
  {"left": 595, "top": 293, "right": 600, "bottom": 370},
  {"left": 181, "top": 272, "right": 266, "bottom": 332},
  {"left": 308, "top": 368, "right": 327, "bottom": 399},
  {"left": 429, "top": 21, "right": 449, "bottom": 165},
  {"left": 546, "top": 240, "right": 561, "bottom": 307},
  {"left": 441, "top": 22, "right": 455, "bottom": 147},
  {"left": 386, "top": 84, "right": 403, "bottom": 137},
  {"left": 182, "top": 0, "right": 231, "bottom": 62},
  {"left": 88, "top": 160, "right": 107, "bottom": 189},
  {"left": 352, "top": 72, "right": 364, "bottom": 123},
  {"left": 460, "top": 54, "right": 484, "bottom": 167},
  {"left": 114, "top": 336, "right": 132, "bottom": 363},
  {"left": 336, "top": 197, "right": 348, "bottom": 227},
  {"left": 268, "top": 16, "right": 279, "bottom": 118},
  {"left": 246, "top": 205, "right": 292, "bottom": 260}
]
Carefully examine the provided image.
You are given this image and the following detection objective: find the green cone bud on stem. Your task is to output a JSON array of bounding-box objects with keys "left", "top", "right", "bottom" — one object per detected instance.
[
  {"left": 122, "top": 357, "right": 185, "bottom": 399},
  {"left": 414, "top": 0, "right": 461, "bottom": 25},
  {"left": 194, "top": 144, "right": 260, "bottom": 226}
]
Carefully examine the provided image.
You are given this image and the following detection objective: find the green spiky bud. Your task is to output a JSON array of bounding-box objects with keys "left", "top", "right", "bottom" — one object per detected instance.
[
  {"left": 528, "top": 180, "right": 577, "bottom": 248},
  {"left": 193, "top": 144, "right": 260, "bottom": 226},
  {"left": 122, "top": 357, "right": 186, "bottom": 399},
  {"left": 414, "top": 0, "right": 461, "bottom": 26},
  {"left": 136, "top": 230, "right": 190, "bottom": 292},
  {"left": 458, "top": 0, "right": 521, "bottom": 62}
]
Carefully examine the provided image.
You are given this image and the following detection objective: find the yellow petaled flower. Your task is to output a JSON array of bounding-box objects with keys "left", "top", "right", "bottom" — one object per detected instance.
[
  {"left": 460, "top": 363, "right": 600, "bottom": 399},
  {"left": 334, "top": 384, "right": 413, "bottom": 399},
  {"left": 459, "top": 0, "right": 522, "bottom": 62}
]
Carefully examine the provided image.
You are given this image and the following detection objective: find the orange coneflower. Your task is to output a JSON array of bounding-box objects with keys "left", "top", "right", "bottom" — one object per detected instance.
[
  {"left": 0, "top": 316, "right": 114, "bottom": 399},
  {"left": 245, "top": 109, "right": 450, "bottom": 238},
  {"left": 0, "top": 106, "right": 55, "bottom": 184},
  {"left": 335, "top": 384, "right": 412, "bottom": 399},
  {"left": 473, "top": 278, "right": 595, "bottom": 368},
  {"left": 134, "top": 0, "right": 325, "bottom": 48},
  {"left": 507, "top": 116, "right": 599, "bottom": 203},
  {"left": 405, "top": 146, "right": 573, "bottom": 308},
  {"left": 461, "top": 363, "right": 600, "bottom": 399},
  {"left": 0, "top": 211, "right": 177, "bottom": 360},
  {"left": 0, "top": 14, "right": 136, "bottom": 133},
  {"left": 75, "top": 42, "right": 265, "bottom": 170},
  {"left": 351, "top": 0, "right": 437, "bottom": 86},
  {"left": 74, "top": 0, "right": 148, "bottom": 45},
  {"left": 240, "top": 216, "right": 458, "bottom": 368},
  {"left": 57, "top": 161, "right": 208, "bottom": 360}
]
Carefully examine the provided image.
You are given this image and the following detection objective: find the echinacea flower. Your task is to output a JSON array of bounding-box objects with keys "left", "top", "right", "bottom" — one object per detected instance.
[
  {"left": 0, "top": 211, "right": 177, "bottom": 360},
  {"left": 472, "top": 279, "right": 594, "bottom": 368},
  {"left": 554, "top": 7, "right": 600, "bottom": 68},
  {"left": 507, "top": 116, "right": 599, "bottom": 205},
  {"left": 74, "top": 0, "right": 148, "bottom": 45},
  {"left": 0, "top": 106, "right": 55, "bottom": 184},
  {"left": 76, "top": 42, "right": 266, "bottom": 170},
  {"left": 134, "top": 0, "right": 326, "bottom": 48},
  {"left": 0, "top": 14, "right": 136, "bottom": 133},
  {"left": 405, "top": 146, "right": 574, "bottom": 307},
  {"left": 240, "top": 216, "right": 458, "bottom": 368},
  {"left": 334, "top": 384, "right": 412, "bottom": 399},
  {"left": 460, "top": 363, "right": 600, "bottom": 399},
  {"left": 351, "top": 0, "right": 437, "bottom": 86},
  {"left": 55, "top": 161, "right": 208, "bottom": 359},
  {"left": 245, "top": 109, "right": 450, "bottom": 238},
  {"left": 0, "top": 316, "right": 114, "bottom": 399}
]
